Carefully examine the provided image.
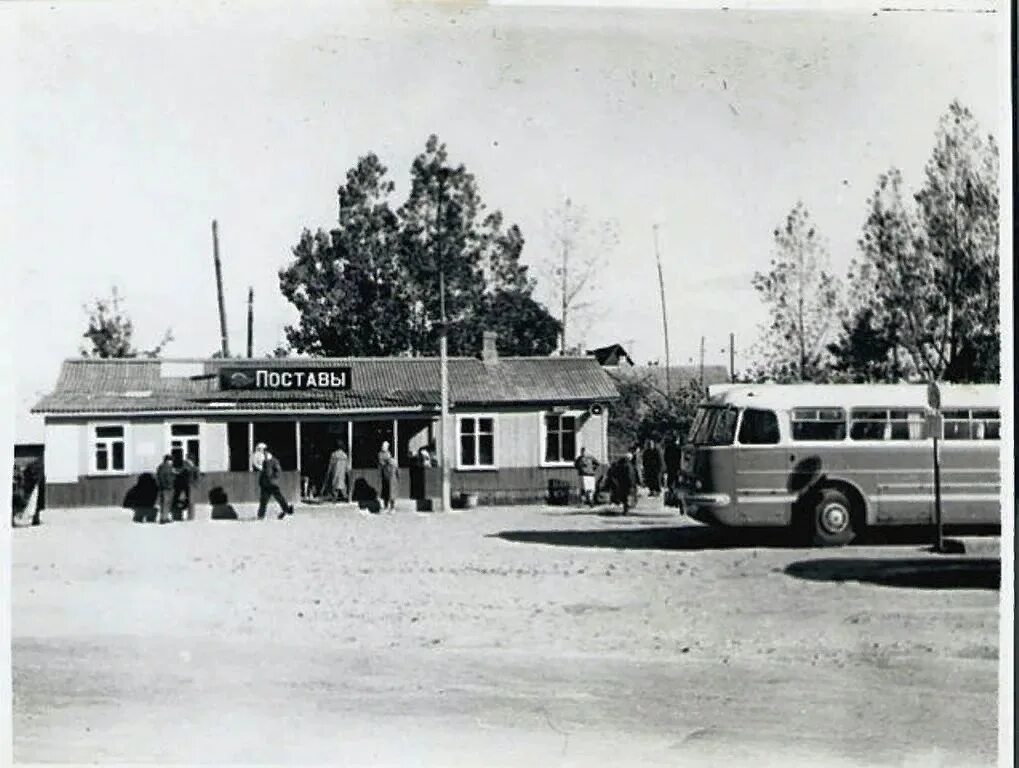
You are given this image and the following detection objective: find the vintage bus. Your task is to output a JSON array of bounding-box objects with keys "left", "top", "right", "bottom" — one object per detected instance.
[{"left": 677, "top": 384, "right": 1002, "bottom": 545}]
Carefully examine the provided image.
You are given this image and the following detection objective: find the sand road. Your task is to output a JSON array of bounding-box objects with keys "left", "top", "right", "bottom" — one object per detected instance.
[{"left": 11, "top": 503, "right": 1000, "bottom": 767}]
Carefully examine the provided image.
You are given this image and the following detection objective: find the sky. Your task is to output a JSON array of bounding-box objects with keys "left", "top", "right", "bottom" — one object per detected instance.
[{"left": 2, "top": 0, "right": 1006, "bottom": 442}]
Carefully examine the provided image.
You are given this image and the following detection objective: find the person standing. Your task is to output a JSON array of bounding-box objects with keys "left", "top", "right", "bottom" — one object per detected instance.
[
  {"left": 380, "top": 454, "right": 400, "bottom": 512},
  {"left": 322, "top": 441, "right": 350, "bottom": 502},
  {"left": 257, "top": 447, "right": 294, "bottom": 520},
  {"left": 156, "top": 454, "right": 176, "bottom": 524},
  {"left": 609, "top": 452, "right": 639, "bottom": 515},
  {"left": 642, "top": 438, "right": 665, "bottom": 497},
  {"left": 573, "top": 447, "right": 600, "bottom": 507},
  {"left": 251, "top": 442, "right": 267, "bottom": 473},
  {"left": 377, "top": 440, "right": 392, "bottom": 495},
  {"left": 173, "top": 453, "right": 200, "bottom": 521},
  {"left": 664, "top": 435, "right": 683, "bottom": 490}
]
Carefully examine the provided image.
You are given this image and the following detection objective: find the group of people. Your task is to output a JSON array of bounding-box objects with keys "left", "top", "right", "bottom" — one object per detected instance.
[
  {"left": 154, "top": 453, "right": 201, "bottom": 524},
  {"left": 294, "top": 439, "right": 433, "bottom": 513},
  {"left": 572, "top": 436, "right": 685, "bottom": 514}
]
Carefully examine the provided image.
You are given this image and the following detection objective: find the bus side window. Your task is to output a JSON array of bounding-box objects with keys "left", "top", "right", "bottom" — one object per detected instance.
[
  {"left": 889, "top": 409, "right": 927, "bottom": 440},
  {"left": 943, "top": 409, "right": 972, "bottom": 440},
  {"left": 973, "top": 409, "right": 1000, "bottom": 440},
  {"left": 850, "top": 409, "right": 888, "bottom": 441},
  {"left": 738, "top": 409, "right": 780, "bottom": 445},
  {"left": 792, "top": 407, "right": 846, "bottom": 441}
]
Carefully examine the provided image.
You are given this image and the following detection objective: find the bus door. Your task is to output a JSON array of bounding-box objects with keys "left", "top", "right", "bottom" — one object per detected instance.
[
  {"left": 734, "top": 408, "right": 789, "bottom": 525},
  {"left": 938, "top": 408, "right": 1001, "bottom": 525}
]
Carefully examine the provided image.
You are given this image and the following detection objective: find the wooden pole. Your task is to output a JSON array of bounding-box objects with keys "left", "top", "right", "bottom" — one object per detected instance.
[
  {"left": 653, "top": 224, "right": 671, "bottom": 395},
  {"left": 699, "top": 335, "right": 705, "bottom": 390},
  {"left": 212, "top": 220, "right": 230, "bottom": 358},
  {"left": 246, "top": 287, "right": 254, "bottom": 358},
  {"left": 729, "top": 332, "right": 736, "bottom": 383}
]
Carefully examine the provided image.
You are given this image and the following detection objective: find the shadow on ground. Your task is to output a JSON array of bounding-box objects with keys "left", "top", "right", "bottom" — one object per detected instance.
[
  {"left": 491, "top": 525, "right": 796, "bottom": 551},
  {"left": 784, "top": 557, "right": 1000, "bottom": 590}
]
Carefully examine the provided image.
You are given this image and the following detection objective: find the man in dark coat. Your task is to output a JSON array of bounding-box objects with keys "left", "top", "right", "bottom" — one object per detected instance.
[
  {"left": 257, "top": 447, "right": 294, "bottom": 520},
  {"left": 172, "top": 454, "right": 200, "bottom": 521},
  {"left": 609, "top": 452, "right": 639, "bottom": 515},
  {"left": 664, "top": 435, "right": 684, "bottom": 490},
  {"left": 156, "top": 454, "right": 176, "bottom": 524},
  {"left": 642, "top": 439, "right": 665, "bottom": 496}
]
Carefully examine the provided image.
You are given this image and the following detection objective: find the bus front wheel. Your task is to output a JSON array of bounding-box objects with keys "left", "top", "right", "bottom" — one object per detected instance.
[{"left": 810, "top": 488, "right": 856, "bottom": 547}]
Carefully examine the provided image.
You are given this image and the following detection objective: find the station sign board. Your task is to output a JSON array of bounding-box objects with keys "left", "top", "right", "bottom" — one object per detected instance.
[{"left": 218, "top": 367, "right": 352, "bottom": 391}]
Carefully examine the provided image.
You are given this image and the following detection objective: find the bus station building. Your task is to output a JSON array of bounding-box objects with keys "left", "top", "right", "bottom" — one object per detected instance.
[{"left": 32, "top": 342, "right": 619, "bottom": 509}]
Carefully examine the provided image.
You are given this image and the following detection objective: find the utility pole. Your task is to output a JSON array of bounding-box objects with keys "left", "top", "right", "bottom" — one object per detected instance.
[
  {"left": 699, "top": 335, "right": 705, "bottom": 390},
  {"left": 436, "top": 172, "right": 452, "bottom": 513},
  {"left": 560, "top": 235, "right": 568, "bottom": 355},
  {"left": 212, "top": 220, "right": 230, "bottom": 358},
  {"left": 653, "top": 224, "right": 671, "bottom": 395},
  {"left": 729, "top": 332, "right": 736, "bottom": 383},
  {"left": 246, "top": 288, "right": 254, "bottom": 358}
]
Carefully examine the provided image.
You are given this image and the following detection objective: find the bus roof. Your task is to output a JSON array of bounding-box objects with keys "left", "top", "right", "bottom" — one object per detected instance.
[{"left": 704, "top": 383, "right": 1001, "bottom": 410}]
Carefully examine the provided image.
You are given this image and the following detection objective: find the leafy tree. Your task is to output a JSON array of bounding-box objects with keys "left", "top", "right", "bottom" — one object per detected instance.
[
  {"left": 607, "top": 372, "right": 702, "bottom": 457},
  {"left": 280, "top": 136, "right": 560, "bottom": 357},
  {"left": 279, "top": 156, "right": 412, "bottom": 356},
  {"left": 750, "top": 203, "right": 841, "bottom": 382},
  {"left": 912, "top": 101, "right": 999, "bottom": 382},
  {"left": 80, "top": 287, "right": 173, "bottom": 359},
  {"left": 472, "top": 289, "right": 561, "bottom": 356},
  {"left": 830, "top": 102, "right": 999, "bottom": 383},
  {"left": 827, "top": 169, "right": 918, "bottom": 382}
]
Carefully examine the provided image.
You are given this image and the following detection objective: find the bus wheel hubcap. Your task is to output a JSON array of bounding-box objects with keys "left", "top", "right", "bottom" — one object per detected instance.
[{"left": 821, "top": 503, "right": 849, "bottom": 534}]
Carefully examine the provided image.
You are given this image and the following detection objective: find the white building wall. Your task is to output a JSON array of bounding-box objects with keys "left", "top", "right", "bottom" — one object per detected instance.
[
  {"left": 44, "top": 421, "right": 81, "bottom": 482},
  {"left": 131, "top": 421, "right": 165, "bottom": 474},
  {"left": 201, "top": 421, "right": 228, "bottom": 472}
]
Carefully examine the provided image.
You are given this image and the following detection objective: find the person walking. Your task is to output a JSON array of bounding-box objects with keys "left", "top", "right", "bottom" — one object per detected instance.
[
  {"left": 251, "top": 442, "right": 267, "bottom": 473},
  {"left": 642, "top": 438, "right": 665, "bottom": 497},
  {"left": 609, "top": 452, "right": 639, "bottom": 516},
  {"left": 380, "top": 454, "right": 400, "bottom": 512},
  {"left": 573, "top": 447, "right": 600, "bottom": 507},
  {"left": 257, "top": 447, "right": 294, "bottom": 520},
  {"left": 156, "top": 454, "right": 176, "bottom": 524},
  {"left": 172, "top": 453, "right": 200, "bottom": 521},
  {"left": 321, "top": 441, "right": 350, "bottom": 502}
]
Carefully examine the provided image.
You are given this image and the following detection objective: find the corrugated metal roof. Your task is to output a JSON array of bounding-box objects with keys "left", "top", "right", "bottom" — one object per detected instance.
[{"left": 33, "top": 356, "right": 619, "bottom": 415}]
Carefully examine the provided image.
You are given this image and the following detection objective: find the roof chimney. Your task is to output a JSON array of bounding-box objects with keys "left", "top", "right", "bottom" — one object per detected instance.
[{"left": 482, "top": 331, "right": 499, "bottom": 364}]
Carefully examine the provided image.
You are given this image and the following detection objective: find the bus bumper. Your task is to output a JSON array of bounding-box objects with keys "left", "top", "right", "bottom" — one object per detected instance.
[{"left": 676, "top": 491, "right": 733, "bottom": 526}]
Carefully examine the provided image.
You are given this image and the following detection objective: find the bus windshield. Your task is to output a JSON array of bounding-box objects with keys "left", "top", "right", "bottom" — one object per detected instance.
[{"left": 689, "top": 406, "right": 738, "bottom": 445}]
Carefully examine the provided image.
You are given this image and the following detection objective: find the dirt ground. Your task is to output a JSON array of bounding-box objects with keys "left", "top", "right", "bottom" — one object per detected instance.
[{"left": 11, "top": 498, "right": 1002, "bottom": 767}]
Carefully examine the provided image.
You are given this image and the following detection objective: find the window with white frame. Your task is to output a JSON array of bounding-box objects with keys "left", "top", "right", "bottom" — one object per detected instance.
[
  {"left": 169, "top": 423, "right": 201, "bottom": 468},
  {"left": 93, "top": 425, "right": 126, "bottom": 473},
  {"left": 458, "top": 416, "right": 495, "bottom": 468},
  {"left": 544, "top": 413, "right": 578, "bottom": 463},
  {"left": 943, "top": 408, "right": 1000, "bottom": 440},
  {"left": 849, "top": 408, "right": 927, "bottom": 441}
]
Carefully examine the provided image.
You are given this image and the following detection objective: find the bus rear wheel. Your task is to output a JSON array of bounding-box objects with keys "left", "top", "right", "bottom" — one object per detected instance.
[{"left": 810, "top": 487, "right": 856, "bottom": 547}]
